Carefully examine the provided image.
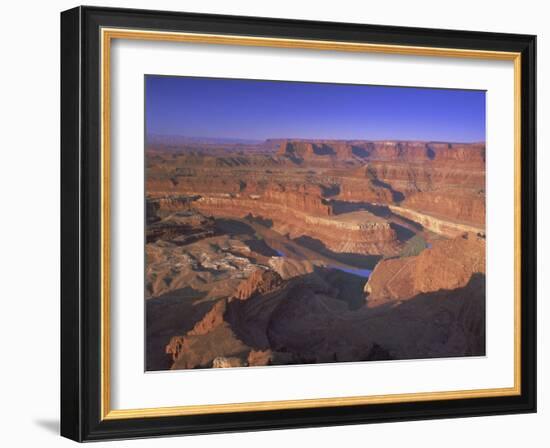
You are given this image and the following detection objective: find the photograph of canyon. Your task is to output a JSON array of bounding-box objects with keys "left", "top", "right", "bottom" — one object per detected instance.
[{"left": 145, "top": 75, "right": 486, "bottom": 371}]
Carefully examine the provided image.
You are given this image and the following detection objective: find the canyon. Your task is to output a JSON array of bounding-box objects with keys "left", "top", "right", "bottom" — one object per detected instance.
[{"left": 145, "top": 139, "right": 486, "bottom": 370}]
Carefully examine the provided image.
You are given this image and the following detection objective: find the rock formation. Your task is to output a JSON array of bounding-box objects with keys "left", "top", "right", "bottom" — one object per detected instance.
[
  {"left": 388, "top": 205, "right": 484, "bottom": 238},
  {"left": 145, "top": 138, "right": 486, "bottom": 370},
  {"left": 231, "top": 268, "right": 284, "bottom": 301},
  {"left": 165, "top": 299, "right": 250, "bottom": 370},
  {"left": 364, "top": 233, "right": 485, "bottom": 307},
  {"left": 401, "top": 191, "right": 485, "bottom": 227}
]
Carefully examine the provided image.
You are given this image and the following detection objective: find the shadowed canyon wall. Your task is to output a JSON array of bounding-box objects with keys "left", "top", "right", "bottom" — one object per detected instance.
[{"left": 146, "top": 139, "right": 486, "bottom": 370}]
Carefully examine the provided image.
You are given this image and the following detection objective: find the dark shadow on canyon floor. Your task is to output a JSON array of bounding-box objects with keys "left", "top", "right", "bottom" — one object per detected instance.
[
  {"left": 146, "top": 287, "right": 211, "bottom": 371},
  {"left": 147, "top": 265, "right": 486, "bottom": 371}
]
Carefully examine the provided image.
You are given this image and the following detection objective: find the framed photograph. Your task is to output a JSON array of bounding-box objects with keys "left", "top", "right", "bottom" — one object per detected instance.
[{"left": 60, "top": 6, "right": 536, "bottom": 441}]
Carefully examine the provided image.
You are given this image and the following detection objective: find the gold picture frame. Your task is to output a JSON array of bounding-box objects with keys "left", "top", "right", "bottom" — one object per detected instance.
[{"left": 61, "top": 6, "right": 536, "bottom": 441}]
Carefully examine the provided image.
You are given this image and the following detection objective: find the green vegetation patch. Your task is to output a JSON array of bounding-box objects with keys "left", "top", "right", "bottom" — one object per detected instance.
[{"left": 399, "top": 235, "right": 428, "bottom": 258}]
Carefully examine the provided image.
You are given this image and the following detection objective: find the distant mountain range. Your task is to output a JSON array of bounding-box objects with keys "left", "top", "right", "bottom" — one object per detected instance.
[{"left": 148, "top": 134, "right": 484, "bottom": 147}]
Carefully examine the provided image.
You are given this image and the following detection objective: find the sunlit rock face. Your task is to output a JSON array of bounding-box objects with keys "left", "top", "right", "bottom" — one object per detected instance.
[
  {"left": 364, "top": 233, "right": 486, "bottom": 307},
  {"left": 145, "top": 139, "right": 486, "bottom": 371}
]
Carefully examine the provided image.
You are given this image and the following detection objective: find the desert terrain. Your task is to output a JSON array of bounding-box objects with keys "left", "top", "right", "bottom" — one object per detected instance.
[{"left": 145, "top": 138, "right": 486, "bottom": 371}]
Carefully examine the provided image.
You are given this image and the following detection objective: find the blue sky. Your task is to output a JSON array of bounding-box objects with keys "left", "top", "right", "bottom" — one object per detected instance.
[{"left": 145, "top": 75, "right": 486, "bottom": 142}]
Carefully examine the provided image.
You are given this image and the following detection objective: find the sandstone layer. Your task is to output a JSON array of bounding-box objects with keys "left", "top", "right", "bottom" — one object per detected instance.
[
  {"left": 364, "top": 233, "right": 485, "bottom": 307},
  {"left": 388, "top": 205, "right": 485, "bottom": 238},
  {"left": 145, "top": 138, "right": 487, "bottom": 370}
]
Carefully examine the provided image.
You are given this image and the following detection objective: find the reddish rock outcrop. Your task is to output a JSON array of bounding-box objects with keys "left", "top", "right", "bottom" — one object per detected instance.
[
  {"left": 212, "top": 356, "right": 244, "bottom": 368},
  {"left": 388, "top": 205, "right": 484, "bottom": 237},
  {"left": 364, "top": 160, "right": 485, "bottom": 193},
  {"left": 274, "top": 140, "right": 485, "bottom": 167},
  {"left": 194, "top": 197, "right": 399, "bottom": 256},
  {"left": 401, "top": 191, "right": 485, "bottom": 227},
  {"left": 364, "top": 233, "right": 485, "bottom": 307},
  {"left": 247, "top": 349, "right": 274, "bottom": 366},
  {"left": 336, "top": 177, "right": 395, "bottom": 203},
  {"left": 231, "top": 268, "right": 284, "bottom": 301},
  {"left": 368, "top": 141, "right": 485, "bottom": 165},
  {"left": 166, "top": 299, "right": 250, "bottom": 369},
  {"left": 146, "top": 138, "right": 487, "bottom": 370},
  {"left": 163, "top": 241, "right": 486, "bottom": 369},
  {"left": 146, "top": 208, "right": 216, "bottom": 244},
  {"left": 277, "top": 140, "right": 355, "bottom": 160},
  {"left": 275, "top": 211, "right": 400, "bottom": 255},
  {"left": 187, "top": 300, "right": 228, "bottom": 337}
]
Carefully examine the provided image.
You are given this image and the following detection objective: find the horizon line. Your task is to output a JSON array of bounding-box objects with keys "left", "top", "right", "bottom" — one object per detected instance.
[{"left": 146, "top": 133, "right": 486, "bottom": 145}]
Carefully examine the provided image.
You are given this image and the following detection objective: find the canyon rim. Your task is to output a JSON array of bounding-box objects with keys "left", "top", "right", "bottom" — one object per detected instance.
[{"left": 145, "top": 75, "right": 487, "bottom": 371}]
